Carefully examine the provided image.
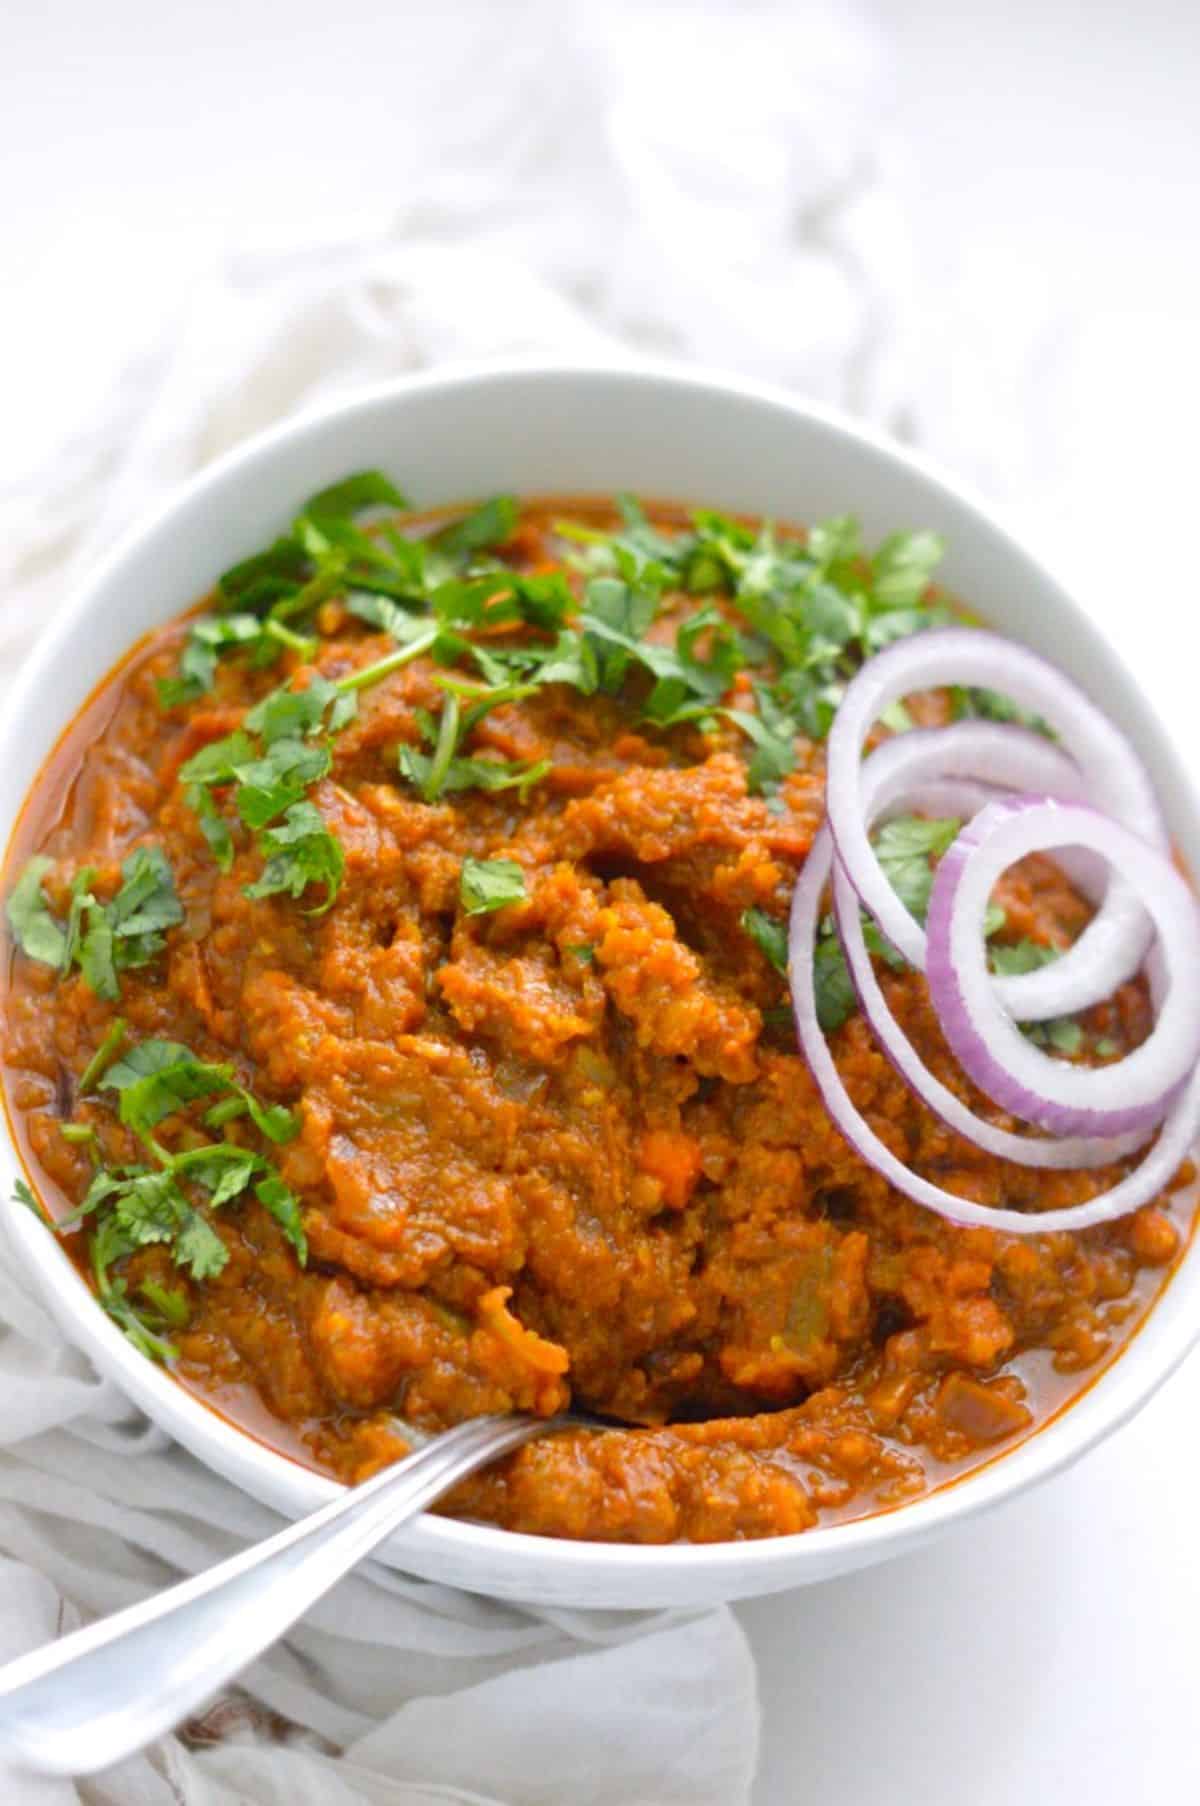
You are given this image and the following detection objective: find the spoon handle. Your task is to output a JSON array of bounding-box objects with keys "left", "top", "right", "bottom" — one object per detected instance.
[{"left": 0, "top": 1412, "right": 548, "bottom": 1779}]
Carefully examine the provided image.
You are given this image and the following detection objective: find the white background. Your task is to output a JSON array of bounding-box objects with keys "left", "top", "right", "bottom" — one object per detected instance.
[{"left": 2, "top": 2, "right": 1199, "bottom": 1801}]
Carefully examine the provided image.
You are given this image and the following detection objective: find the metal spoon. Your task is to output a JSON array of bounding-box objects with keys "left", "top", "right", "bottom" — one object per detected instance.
[{"left": 0, "top": 1411, "right": 555, "bottom": 1779}]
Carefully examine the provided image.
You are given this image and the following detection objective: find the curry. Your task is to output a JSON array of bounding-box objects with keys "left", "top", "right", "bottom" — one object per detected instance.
[{"left": 2, "top": 485, "right": 1191, "bottom": 1544}]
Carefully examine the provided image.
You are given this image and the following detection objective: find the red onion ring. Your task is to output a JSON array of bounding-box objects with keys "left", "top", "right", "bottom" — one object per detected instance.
[
  {"left": 789, "top": 824, "right": 1200, "bottom": 1233},
  {"left": 831, "top": 739, "right": 1152, "bottom": 1169},
  {"left": 926, "top": 798, "right": 1200, "bottom": 1136},
  {"left": 825, "top": 630, "right": 1167, "bottom": 1021}
]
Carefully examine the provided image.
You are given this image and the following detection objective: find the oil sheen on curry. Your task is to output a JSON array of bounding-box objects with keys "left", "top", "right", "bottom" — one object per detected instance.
[{"left": 2, "top": 481, "right": 1194, "bottom": 1545}]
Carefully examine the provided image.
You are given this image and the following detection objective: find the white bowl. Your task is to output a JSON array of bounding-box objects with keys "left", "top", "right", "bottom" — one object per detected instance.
[{"left": 3, "top": 362, "right": 1198, "bottom": 1610}]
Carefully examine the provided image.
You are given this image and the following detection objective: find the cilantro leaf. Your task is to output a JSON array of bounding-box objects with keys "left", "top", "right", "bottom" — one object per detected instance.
[
  {"left": 136, "top": 1280, "right": 191, "bottom": 1328},
  {"left": 255, "top": 1174, "right": 307, "bottom": 1262},
  {"left": 6, "top": 857, "right": 68, "bottom": 968},
  {"left": 742, "top": 907, "right": 789, "bottom": 976},
  {"left": 157, "top": 614, "right": 268, "bottom": 708},
  {"left": 12, "top": 1177, "right": 43, "bottom": 1218},
  {"left": 988, "top": 938, "right": 1060, "bottom": 977},
  {"left": 214, "top": 471, "right": 409, "bottom": 622},
  {"left": 952, "top": 685, "right": 1054, "bottom": 739},
  {"left": 397, "top": 680, "right": 549, "bottom": 804},
  {"left": 78, "top": 912, "right": 118, "bottom": 999},
  {"left": 103, "top": 1041, "right": 232, "bottom": 1137},
  {"left": 29, "top": 1032, "right": 307, "bottom": 1362},
  {"left": 181, "top": 684, "right": 345, "bottom": 908},
  {"left": 187, "top": 783, "right": 235, "bottom": 871},
  {"left": 1041, "top": 1017, "right": 1084, "bottom": 1055},
  {"left": 873, "top": 816, "right": 962, "bottom": 921},
  {"left": 433, "top": 495, "right": 518, "bottom": 559},
  {"left": 460, "top": 858, "right": 527, "bottom": 915},
  {"left": 870, "top": 530, "right": 945, "bottom": 610},
  {"left": 178, "top": 729, "right": 257, "bottom": 789},
  {"left": 303, "top": 471, "right": 408, "bottom": 524},
  {"left": 244, "top": 674, "right": 340, "bottom": 745},
  {"left": 725, "top": 684, "right": 798, "bottom": 794},
  {"left": 99, "top": 1280, "right": 180, "bottom": 1364},
  {"left": 244, "top": 801, "right": 344, "bottom": 914},
  {"left": 173, "top": 1210, "right": 228, "bottom": 1280},
  {"left": 234, "top": 738, "right": 332, "bottom": 829},
  {"left": 7, "top": 848, "right": 181, "bottom": 997},
  {"left": 170, "top": 1143, "right": 266, "bottom": 1207},
  {"left": 814, "top": 929, "right": 858, "bottom": 1032},
  {"left": 108, "top": 845, "right": 185, "bottom": 944},
  {"left": 7, "top": 859, "right": 68, "bottom": 975},
  {"left": 218, "top": 537, "right": 314, "bottom": 615}
]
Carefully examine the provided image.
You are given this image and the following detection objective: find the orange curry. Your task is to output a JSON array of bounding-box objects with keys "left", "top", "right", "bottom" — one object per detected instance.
[{"left": 2, "top": 492, "right": 1192, "bottom": 1543}]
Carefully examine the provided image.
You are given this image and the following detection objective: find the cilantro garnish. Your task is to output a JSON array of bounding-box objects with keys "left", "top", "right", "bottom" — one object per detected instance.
[
  {"left": 460, "top": 858, "right": 528, "bottom": 915},
  {"left": 988, "top": 938, "right": 1060, "bottom": 978},
  {"left": 12, "top": 1177, "right": 43, "bottom": 1218},
  {"left": 873, "top": 816, "right": 963, "bottom": 922},
  {"left": 725, "top": 684, "right": 801, "bottom": 795},
  {"left": 19, "top": 1035, "right": 307, "bottom": 1364},
  {"left": 244, "top": 801, "right": 345, "bottom": 914},
  {"left": 986, "top": 938, "right": 1085, "bottom": 1052},
  {"left": 102, "top": 1039, "right": 299, "bottom": 1148},
  {"left": 398, "top": 679, "right": 550, "bottom": 803},
  {"left": 742, "top": 907, "right": 789, "bottom": 976},
  {"left": 158, "top": 475, "right": 533, "bottom": 705},
  {"left": 180, "top": 676, "right": 350, "bottom": 911},
  {"left": 814, "top": 926, "right": 860, "bottom": 1032},
  {"left": 870, "top": 530, "right": 946, "bottom": 610},
  {"left": 6, "top": 846, "right": 183, "bottom": 999},
  {"left": 5, "top": 857, "right": 67, "bottom": 967},
  {"left": 157, "top": 614, "right": 284, "bottom": 709}
]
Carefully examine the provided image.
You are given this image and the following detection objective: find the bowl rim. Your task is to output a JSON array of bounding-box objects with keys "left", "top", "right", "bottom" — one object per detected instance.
[{"left": 3, "top": 354, "right": 1199, "bottom": 1594}]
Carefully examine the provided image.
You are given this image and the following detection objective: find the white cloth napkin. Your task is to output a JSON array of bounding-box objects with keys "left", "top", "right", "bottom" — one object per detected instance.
[{"left": 0, "top": 3, "right": 908, "bottom": 1799}]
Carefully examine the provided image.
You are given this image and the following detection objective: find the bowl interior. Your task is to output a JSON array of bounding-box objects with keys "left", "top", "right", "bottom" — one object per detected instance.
[{"left": 3, "top": 363, "right": 1198, "bottom": 1609}]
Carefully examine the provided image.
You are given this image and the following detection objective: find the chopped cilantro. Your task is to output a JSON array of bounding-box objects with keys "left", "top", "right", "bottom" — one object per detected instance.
[
  {"left": 873, "top": 816, "right": 962, "bottom": 921},
  {"left": 180, "top": 677, "right": 350, "bottom": 910},
  {"left": 21, "top": 1033, "right": 310, "bottom": 1362},
  {"left": 254, "top": 1174, "right": 307, "bottom": 1262},
  {"left": 952, "top": 685, "right": 1054, "bottom": 739},
  {"left": 813, "top": 929, "right": 859, "bottom": 1033},
  {"left": 986, "top": 938, "right": 1087, "bottom": 1053},
  {"left": 79, "top": 1017, "right": 129, "bottom": 1093},
  {"left": 725, "top": 683, "right": 799, "bottom": 795},
  {"left": 742, "top": 906, "right": 789, "bottom": 976},
  {"left": 12, "top": 1177, "right": 43, "bottom": 1217},
  {"left": 102, "top": 1039, "right": 299, "bottom": 1147},
  {"left": 137, "top": 1279, "right": 191, "bottom": 1329},
  {"left": 432, "top": 495, "right": 518, "bottom": 560},
  {"left": 1039, "top": 1017, "right": 1084, "bottom": 1055},
  {"left": 6, "top": 856, "right": 67, "bottom": 968},
  {"left": 6, "top": 847, "right": 183, "bottom": 999},
  {"left": 233, "top": 740, "right": 332, "bottom": 829},
  {"left": 988, "top": 938, "right": 1060, "bottom": 978},
  {"left": 157, "top": 614, "right": 272, "bottom": 709},
  {"left": 870, "top": 530, "right": 945, "bottom": 610},
  {"left": 303, "top": 471, "right": 408, "bottom": 525},
  {"left": 397, "top": 680, "right": 550, "bottom": 804},
  {"left": 244, "top": 801, "right": 345, "bottom": 914},
  {"left": 460, "top": 858, "right": 528, "bottom": 915}
]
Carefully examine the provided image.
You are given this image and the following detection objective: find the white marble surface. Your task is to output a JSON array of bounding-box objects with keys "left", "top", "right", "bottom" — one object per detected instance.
[{"left": 2, "top": 3, "right": 1199, "bottom": 1802}]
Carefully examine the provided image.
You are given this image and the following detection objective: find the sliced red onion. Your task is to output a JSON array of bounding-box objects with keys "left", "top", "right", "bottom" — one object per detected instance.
[
  {"left": 790, "top": 825, "right": 1200, "bottom": 1233},
  {"left": 926, "top": 798, "right": 1200, "bottom": 1136},
  {"left": 832, "top": 734, "right": 1152, "bottom": 1167},
  {"left": 833, "top": 871, "right": 1151, "bottom": 1171},
  {"left": 825, "top": 630, "right": 1167, "bottom": 1020}
]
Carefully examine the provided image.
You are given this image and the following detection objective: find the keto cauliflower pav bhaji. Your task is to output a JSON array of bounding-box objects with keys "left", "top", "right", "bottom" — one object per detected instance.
[{"left": 4, "top": 478, "right": 1196, "bottom": 1545}]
